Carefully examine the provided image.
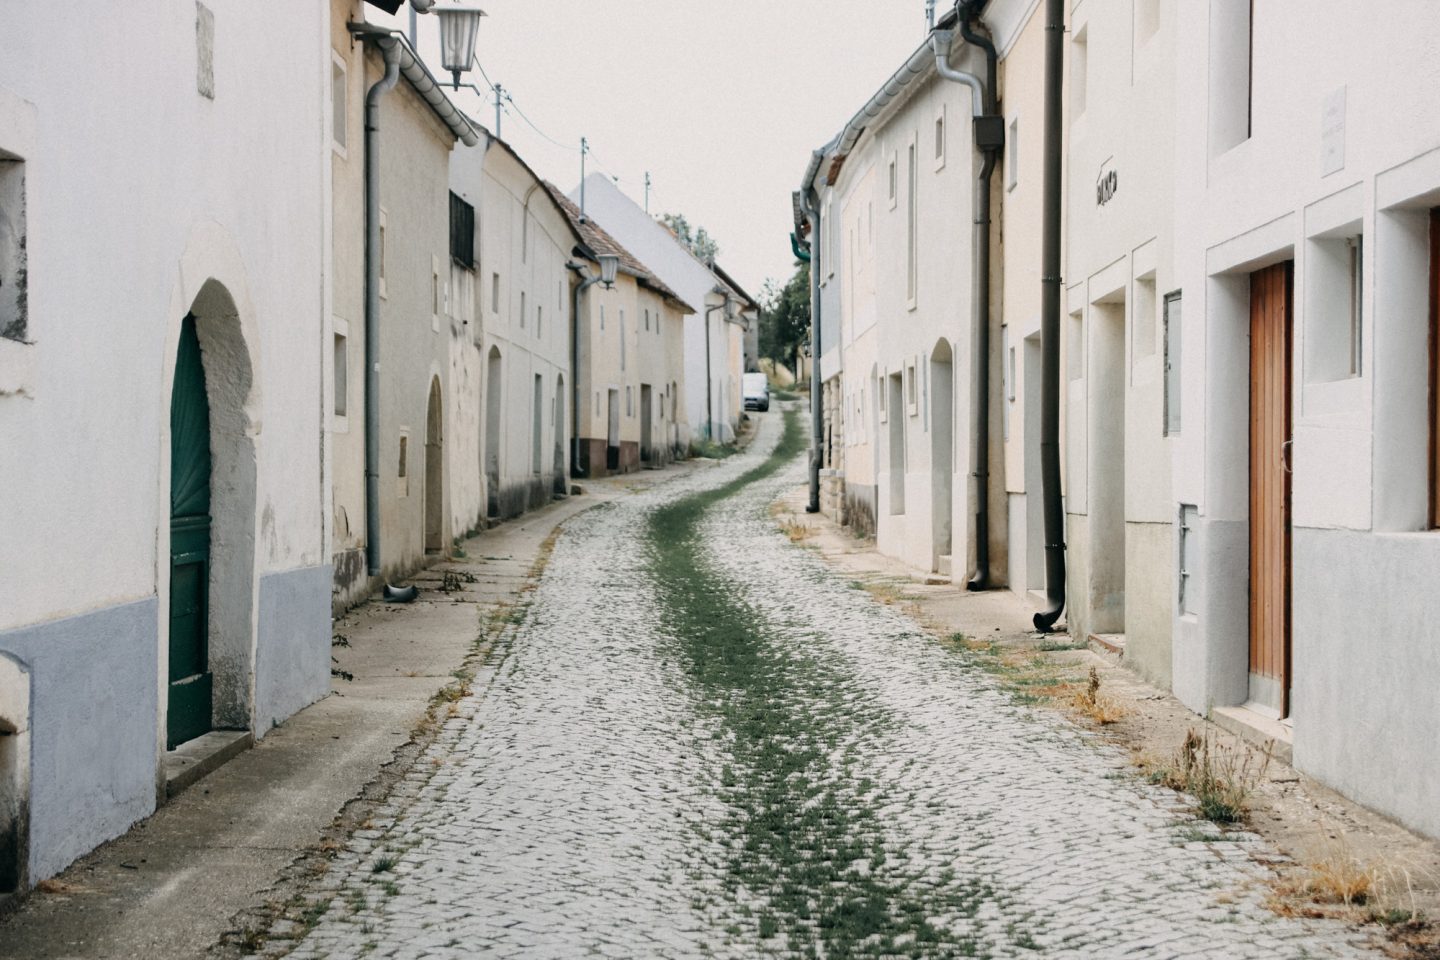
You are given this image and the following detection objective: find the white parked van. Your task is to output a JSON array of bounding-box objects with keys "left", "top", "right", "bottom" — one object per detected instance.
[{"left": 742, "top": 373, "right": 770, "bottom": 412}]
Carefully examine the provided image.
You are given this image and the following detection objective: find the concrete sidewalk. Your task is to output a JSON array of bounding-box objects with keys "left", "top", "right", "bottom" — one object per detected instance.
[{"left": 0, "top": 464, "right": 700, "bottom": 960}]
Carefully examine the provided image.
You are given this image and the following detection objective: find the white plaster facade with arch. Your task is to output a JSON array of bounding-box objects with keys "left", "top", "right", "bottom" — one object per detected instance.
[{"left": 0, "top": 1, "right": 331, "bottom": 884}]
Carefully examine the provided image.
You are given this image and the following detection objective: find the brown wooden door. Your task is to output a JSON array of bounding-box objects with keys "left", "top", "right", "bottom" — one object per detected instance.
[{"left": 1250, "top": 261, "right": 1293, "bottom": 716}]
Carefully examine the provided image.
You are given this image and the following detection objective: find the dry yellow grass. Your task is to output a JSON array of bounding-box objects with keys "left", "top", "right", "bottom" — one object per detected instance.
[{"left": 1069, "top": 667, "right": 1130, "bottom": 725}]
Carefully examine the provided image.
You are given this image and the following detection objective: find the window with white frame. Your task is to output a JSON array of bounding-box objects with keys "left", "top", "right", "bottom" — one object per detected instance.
[
  {"left": 1163, "top": 292, "right": 1182, "bottom": 435},
  {"left": 331, "top": 56, "right": 347, "bottom": 154},
  {"left": 1071, "top": 26, "right": 1089, "bottom": 119},
  {"left": 333, "top": 330, "right": 348, "bottom": 418},
  {"left": 1305, "top": 232, "right": 1364, "bottom": 383},
  {"left": 1006, "top": 116, "right": 1019, "bottom": 191},
  {"left": 906, "top": 140, "right": 918, "bottom": 307},
  {"left": 934, "top": 107, "right": 946, "bottom": 170},
  {"left": 0, "top": 151, "right": 26, "bottom": 343}
]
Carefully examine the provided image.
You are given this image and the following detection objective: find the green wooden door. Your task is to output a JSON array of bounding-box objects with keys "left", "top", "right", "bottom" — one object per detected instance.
[{"left": 168, "top": 315, "right": 214, "bottom": 749}]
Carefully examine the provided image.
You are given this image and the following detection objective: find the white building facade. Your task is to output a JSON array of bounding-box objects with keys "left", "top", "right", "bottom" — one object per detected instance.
[
  {"left": 1171, "top": 0, "right": 1440, "bottom": 840},
  {"left": 0, "top": 1, "right": 331, "bottom": 887}
]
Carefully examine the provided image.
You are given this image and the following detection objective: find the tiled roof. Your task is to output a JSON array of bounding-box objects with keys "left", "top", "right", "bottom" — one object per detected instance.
[{"left": 544, "top": 183, "right": 695, "bottom": 314}]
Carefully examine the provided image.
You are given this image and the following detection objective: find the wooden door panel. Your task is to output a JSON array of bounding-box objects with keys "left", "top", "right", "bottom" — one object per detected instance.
[
  {"left": 1249, "top": 262, "right": 1293, "bottom": 715},
  {"left": 1430, "top": 208, "right": 1440, "bottom": 527}
]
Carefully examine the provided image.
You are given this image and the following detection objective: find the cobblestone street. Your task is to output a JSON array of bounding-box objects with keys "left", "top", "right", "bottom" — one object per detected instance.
[{"left": 283, "top": 408, "right": 1382, "bottom": 959}]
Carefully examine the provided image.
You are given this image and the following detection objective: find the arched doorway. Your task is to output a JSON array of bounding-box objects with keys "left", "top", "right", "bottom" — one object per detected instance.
[
  {"left": 0, "top": 653, "right": 30, "bottom": 895},
  {"left": 424, "top": 377, "right": 444, "bottom": 555},
  {"left": 166, "top": 280, "right": 257, "bottom": 749},
  {"left": 168, "top": 314, "right": 215, "bottom": 747},
  {"left": 485, "top": 347, "right": 502, "bottom": 518},
  {"left": 930, "top": 339, "right": 954, "bottom": 573}
]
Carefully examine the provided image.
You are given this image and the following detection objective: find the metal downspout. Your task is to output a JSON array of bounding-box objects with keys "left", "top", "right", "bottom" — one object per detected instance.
[
  {"left": 364, "top": 39, "right": 401, "bottom": 577},
  {"left": 569, "top": 266, "right": 598, "bottom": 478},
  {"left": 932, "top": 25, "right": 1000, "bottom": 590},
  {"left": 1035, "top": 0, "right": 1068, "bottom": 631},
  {"left": 803, "top": 190, "right": 822, "bottom": 514}
]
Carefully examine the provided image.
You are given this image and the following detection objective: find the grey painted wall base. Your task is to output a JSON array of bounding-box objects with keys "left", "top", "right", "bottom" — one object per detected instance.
[
  {"left": 0, "top": 599, "right": 159, "bottom": 881},
  {"left": 1291, "top": 528, "right": 1440, "bottom": 841},
  {"left": 255, "top": 565, "right": 332, "bottom": 736}
]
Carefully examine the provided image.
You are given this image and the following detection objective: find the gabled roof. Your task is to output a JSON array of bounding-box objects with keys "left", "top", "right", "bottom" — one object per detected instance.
[
  {"left": 544, "top": 184, "right": 696, "bottom": 315},
  {"left": 710, "top": 262, "right": 758, "bottom": 311}
]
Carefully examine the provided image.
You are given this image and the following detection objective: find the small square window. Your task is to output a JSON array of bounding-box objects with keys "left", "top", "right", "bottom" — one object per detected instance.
[
  {"left": 933, "top": 108, "right": 946, "bottom": 170},
  {"left": 331, "top": 57, "right": 347, "bottom": 153},
  {"left": 0, "top": 154, "right": 27, "bottom": 343},
  {"left": 1006, "top": 116, "right": 1019, "bottom": 191},
  {"left": 333, "top": 332, "right": 348, "bottom": 417}
]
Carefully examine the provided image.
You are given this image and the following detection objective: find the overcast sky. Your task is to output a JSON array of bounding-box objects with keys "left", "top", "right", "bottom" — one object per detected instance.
[{"left": 371, "top": 1, "right": 932, "bottom": 299}]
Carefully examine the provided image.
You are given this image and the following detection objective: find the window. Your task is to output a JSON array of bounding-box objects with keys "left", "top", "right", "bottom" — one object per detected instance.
[
  {"left": 888, "top": 153, "right": 898, "bottom": 209},
  {"left": 627, "top": 385, "right": 634, "bottom": 416},
  {"left": 537, "top": 304, "right": 543, "bottom": 339},
  {"left": 196, "top": 2, "right": 215, "bottom": 99},
  {"left": 906, "top": 361, "right": 918, "bottom": 414},
  {"left": 1208, "top": 0, "right": 1252, "bottom": 153},
  {"left": 1348, "top": 236, "right": 1363, "bottom": 376},
  {"left": 520, "top": 291, "right": 526, "bottom": 329},
  {"left": 1134, "top": 274, "right": 1157, "bottom": 367},
  {"left": 333, "top": 331, "right": 348, "bottom": 418},
  {"left": 600, "top": 304, "right": 605, "bottom": 331},
  {"left": 378, "top": 209, "right": 388, "bottom": 299},
  {"left": 1178, "top": 504, "right": 1198, "bottom": 615},
  {"left": 1006, "top": 116, "right": 1019, "bottom": 191},
  {"left": 906, "top": 141, "right": 918, "bottom": 306},
  {"left": 934, "top": 108, "right": 946, "bottom": 169},
  {"left": 1305, "top": 232, "right": 1363, "bottom": 383},
  {"left": 644, "top": 308, "right": 650, "bottom": 332},
  {"left": 491, "top": 272, "right": 500, "bottom": 314},
  {"left": 1071, "top": 26, "right": 1088, "bottom": 119},
  {"left": 620, "top": 310, "right": 627, "bottom": 370},
  {"left": 331, "top": 57, "right": 347, "bottom": 153},
  {"left": 1136, "top": 0, "right": 1161, "bottom": 46},
  {"left": 449, "top": 192, "right": 474, "bottom": 268},
  {"left": 431, "top": 256, "right": 442, "bottom": 327},
  {"left": 0, "top": 153, "right": 25, "bottom": 343},
  {"left": 1430, "top": 207, "right": 1440, "bottom": 527},
  {"left": 1163, "top": 292, "right": 1182, "bottom": 435},
  {"left": 1068, "top": 310, "right": 1085, "bottom": 381},
  {"left": 397, "top": 432, "right": 409, "bottom": 497}
]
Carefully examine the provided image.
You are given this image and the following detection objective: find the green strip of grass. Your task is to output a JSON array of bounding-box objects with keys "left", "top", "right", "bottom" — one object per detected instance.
[{"left": 647, "top": 411, "right": 1028, "bottom": 958}]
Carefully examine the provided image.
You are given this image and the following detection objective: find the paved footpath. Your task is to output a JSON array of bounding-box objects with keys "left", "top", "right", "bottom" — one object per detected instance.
[{"left": 282, "top": 408, "right": 1381, "bottom": 960}]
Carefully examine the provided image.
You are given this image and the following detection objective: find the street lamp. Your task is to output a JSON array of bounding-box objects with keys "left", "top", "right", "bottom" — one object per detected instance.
[
  {"left": 597, "top": 254, "right": 620, "bottom": 290},
  {"left": 434, "top": 5, "right": 486, "bottom": 90}
]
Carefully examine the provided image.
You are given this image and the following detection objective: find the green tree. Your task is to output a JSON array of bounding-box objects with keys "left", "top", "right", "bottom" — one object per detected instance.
[
  {"left": 659, "top": 212, "right": 720, "bottom": 264},
  {"left": 759, "top": 262, "right": 810, "bottom": 380}
]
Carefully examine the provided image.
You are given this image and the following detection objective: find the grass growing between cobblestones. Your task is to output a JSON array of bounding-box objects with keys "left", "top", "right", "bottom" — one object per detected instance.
[{"left": 648, "top": 411, "right": 1032, "bottom": 958}]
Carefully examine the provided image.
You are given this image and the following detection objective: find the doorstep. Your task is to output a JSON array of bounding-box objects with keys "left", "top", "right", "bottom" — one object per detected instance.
[
  {"left": 1088, "top": 633, "right": 1126, "bottom": 656},
  {"left": 162, "top": 729, "right": 253, "bottom": 801},
  {"left": 1211, "top": 704, "right": 1294, "bottom": 766}
]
